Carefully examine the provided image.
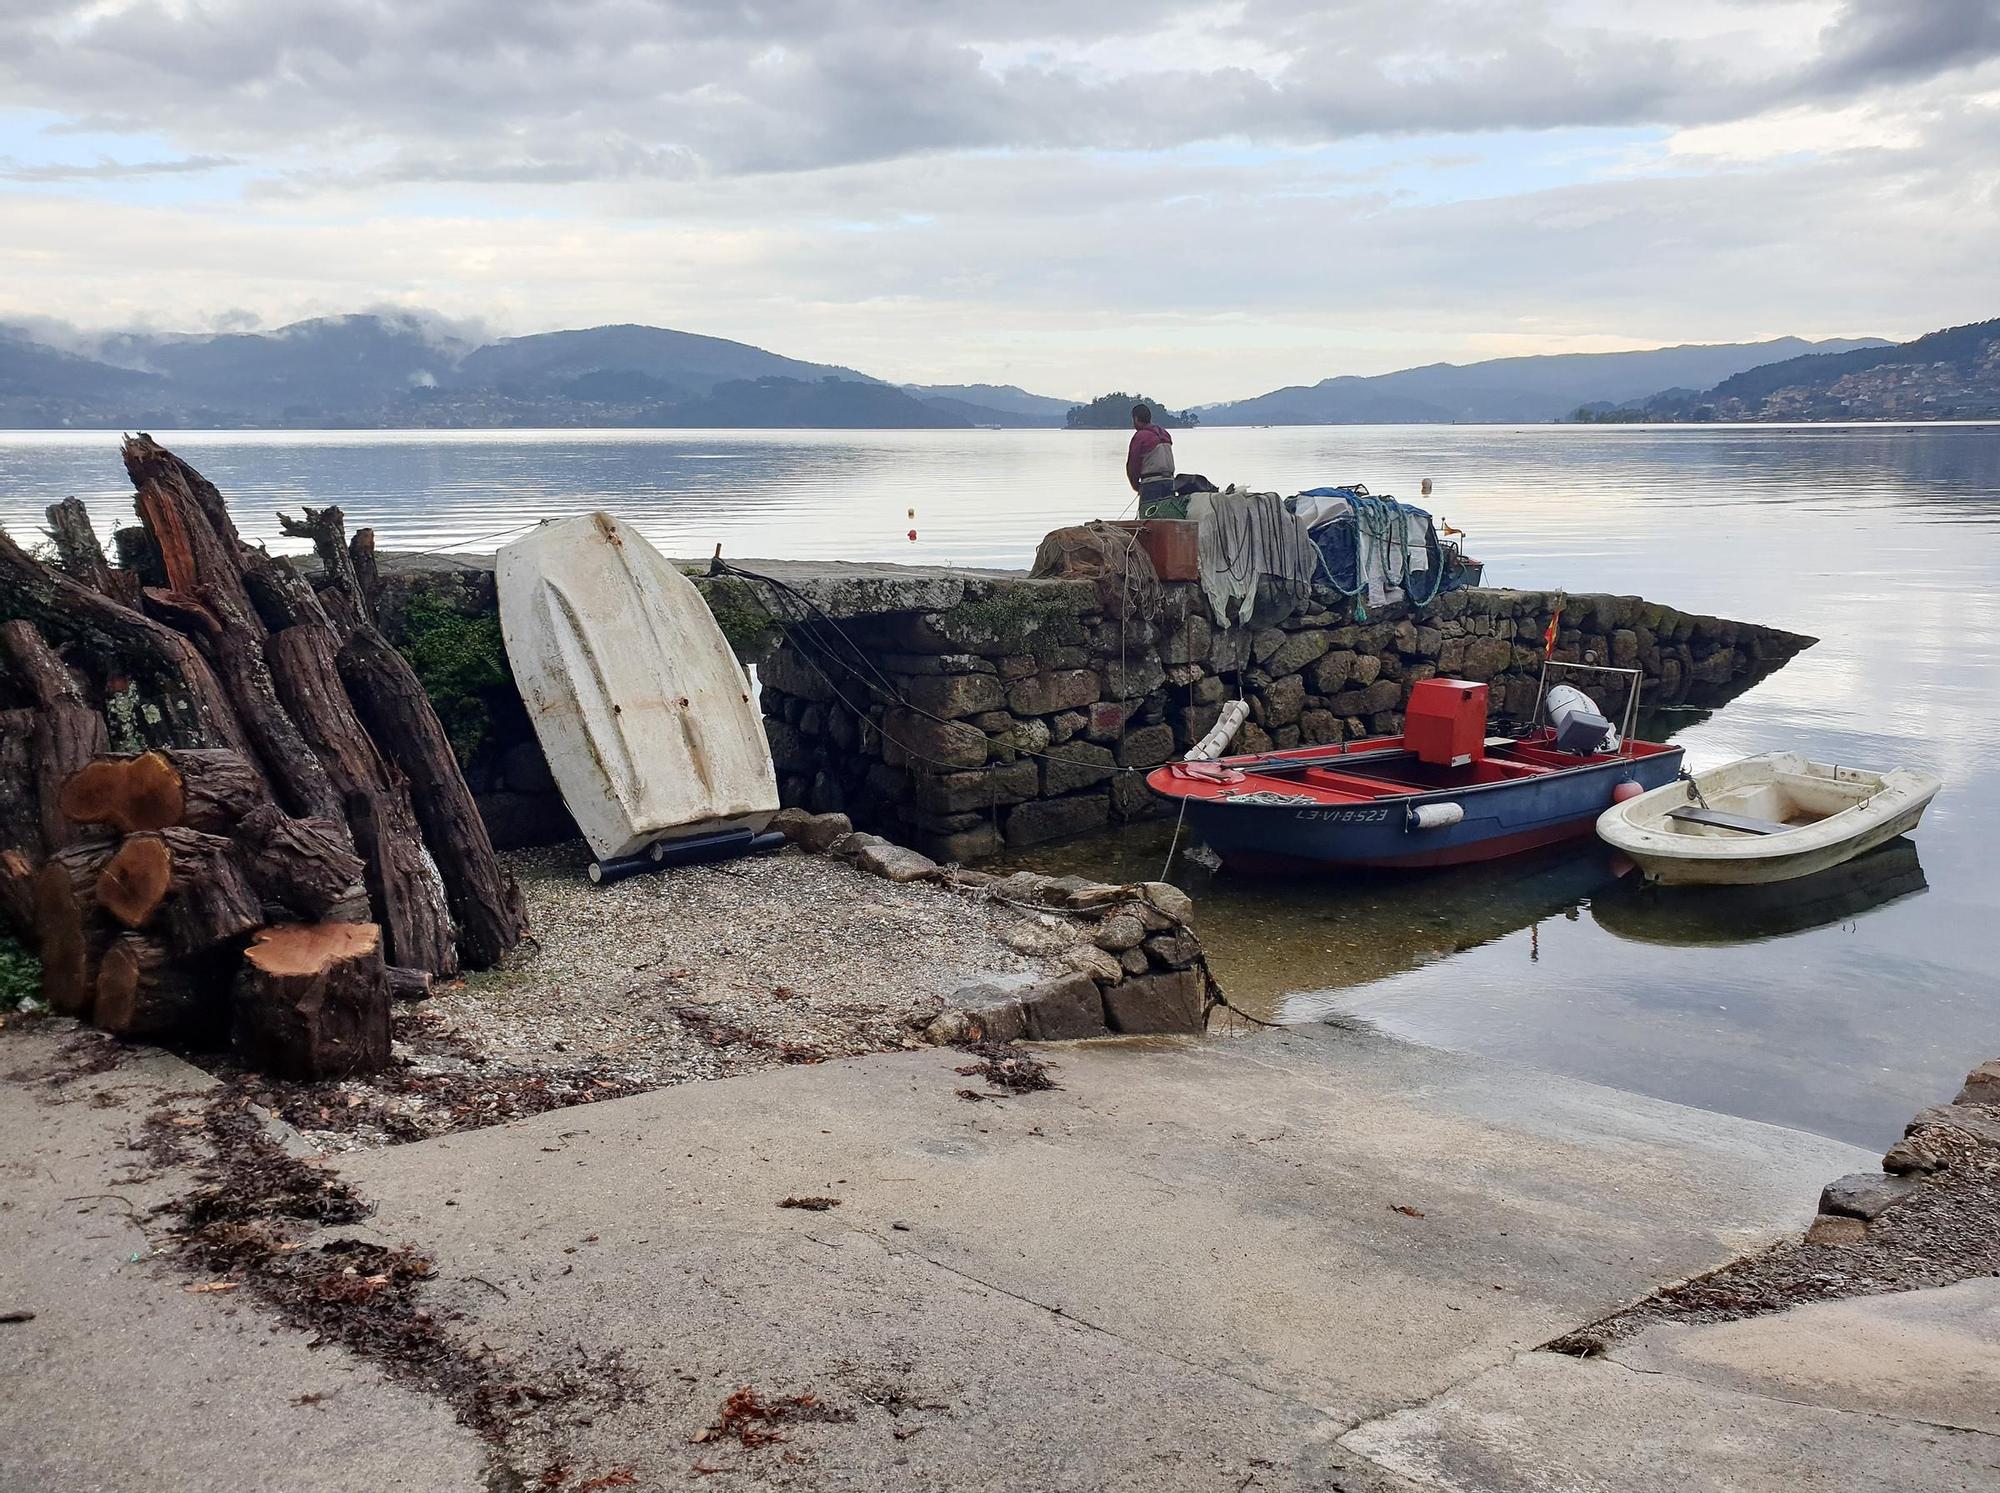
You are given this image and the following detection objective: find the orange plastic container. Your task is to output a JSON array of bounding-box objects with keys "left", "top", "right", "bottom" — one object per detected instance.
[
  {"left": 1106, "top": 519, "right": 1200, "bottom": 582},
  {"left": 1404, "top": 678, "right": 1488, "bottom": 766}
]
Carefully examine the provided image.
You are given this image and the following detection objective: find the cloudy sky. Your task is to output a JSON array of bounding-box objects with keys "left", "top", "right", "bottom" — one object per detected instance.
[{"left": 2, "top": 0, "right": 1997, "bottom": 402}]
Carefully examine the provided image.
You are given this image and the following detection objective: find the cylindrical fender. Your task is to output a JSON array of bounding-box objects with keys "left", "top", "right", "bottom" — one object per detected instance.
[{"left": 1407, "top": 802, "right": 1465, "bottom": 832}]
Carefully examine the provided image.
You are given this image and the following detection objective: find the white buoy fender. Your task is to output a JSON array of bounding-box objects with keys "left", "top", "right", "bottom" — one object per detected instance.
[
  {"left": 1185, "top": 699, "right": 1251, "bottom": 762},
  {"left": 1409, "top": 802, "right": 1465, "bottom": 831}
]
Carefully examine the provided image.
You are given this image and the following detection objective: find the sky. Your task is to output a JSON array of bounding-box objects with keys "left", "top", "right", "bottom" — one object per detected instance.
[{"left": 1, "top": 0, "right": 1997, "bottom": 404}]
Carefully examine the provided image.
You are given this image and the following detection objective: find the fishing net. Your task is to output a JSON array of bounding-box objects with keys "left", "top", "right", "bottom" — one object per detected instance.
[{"left": 1030, "top": 522, "right": 1163, "bottom": 620}]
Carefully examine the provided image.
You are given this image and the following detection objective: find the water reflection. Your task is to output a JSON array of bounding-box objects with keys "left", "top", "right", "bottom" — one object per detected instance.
[{"left": 1590, "top": 840, "right": 1928, "bottom": 947}]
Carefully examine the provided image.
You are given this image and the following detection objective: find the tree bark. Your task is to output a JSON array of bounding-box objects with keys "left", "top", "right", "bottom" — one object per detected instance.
[
  {"left": 0, "top": 527, "right": 244, "bottom": 750},
  {"left": 278, "top": 505, "right": 368, "bottom": 620},
  {"left": 233, "top": 921, "right": 391, "bottom": 1079},
  {"left": 60, "top": 748, "right": 266, "bottom": 835},
  {"left": 97, "top": 827, "right": 262, "bottom": 956},
  {"left": 236, "top": 801, "right": 369, "bottom": 922},
  {"left": 2, "top": 620, "right": 110, "bottom": 852},
  {"left": 0, "top": 710, "right": 38, "bottom": 857},
  {"left": 33, "top": 841, "right": 117, "bottom": 1017},
  {"left": 113, "top": 526, "right": 166, "bottom": 589},
  {"left": 384, "top": 964, "right": 432, "bottom": 1001},
  {"left": 337, "top": 622, "right": 526, "bottom": 967},
  {"left": 265, "top": 624, "right": 458, "bottom": 976},
  {"left": 349, "top": 528, "right": 380, "bottom": 621},
  {"left": 94, "top": 933, "right": 211, "bottom": 1038},
  {"left": 0, "top": 848, "right": 36, "bottom": 945},
  {"left": 45, "top": 498, "right": 139, "bottom": 606}
]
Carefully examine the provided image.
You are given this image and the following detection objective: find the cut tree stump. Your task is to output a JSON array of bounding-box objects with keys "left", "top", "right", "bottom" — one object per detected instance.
[
  {"left": 266, "top": 622, "right": 457, "bottom": 977},
  {"left": 236, "top": 802, "right": 368, "bottom": 921},
  {"left": 233, "top": 921, "right": 391, "bottom": 1079},
  {"left": 97, "top": 827, "right": 262, "bottom": 956},
  {"left": 45, "top": 497, "right": 139, "bottom": 606},
  {"left": 60, "top": 748, "right": 266, "bottom": 835},
  {"left": 95, "top": 933, "right": 210, "bottom": 1039},
  {"left": 33, "top": 841, "right": 117, "bottom": 1017}
]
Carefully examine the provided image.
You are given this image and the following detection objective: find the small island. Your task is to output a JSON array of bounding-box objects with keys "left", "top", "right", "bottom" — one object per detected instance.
[{"left": 1064, "top": 391, "right": 1200, "bottom": 429}]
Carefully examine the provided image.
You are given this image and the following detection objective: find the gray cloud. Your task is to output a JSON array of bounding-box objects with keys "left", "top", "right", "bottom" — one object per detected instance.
[
  {"left": 1, "top": 1, "right": 1992, "bottom": 179},
  {"left": 0, "top": 153, "right": 233, "bottom": 181}
]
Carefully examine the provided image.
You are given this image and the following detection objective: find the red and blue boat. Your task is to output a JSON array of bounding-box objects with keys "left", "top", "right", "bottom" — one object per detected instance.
[{"left": 1147, "top": 677, "right": 1684, "bottom": 871}]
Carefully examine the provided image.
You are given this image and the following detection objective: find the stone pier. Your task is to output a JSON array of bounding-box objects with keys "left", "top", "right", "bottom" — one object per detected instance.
[{"left": 370, "top": 553, "right": 1814, "bottom": 861}]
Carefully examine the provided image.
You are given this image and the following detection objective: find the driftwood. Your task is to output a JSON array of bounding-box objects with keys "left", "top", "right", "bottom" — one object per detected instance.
[
  {"left": 236, "top": 802, "right": 369, "bottom": 921},
  {"left": 60, "top": 748, "right": 266, "bottom": 836},
  {"left": 1, "top": 620, "right": 110, "bottom": 852},
  {"left": 0, "top": 527, "right": 243, "bottom": 749},
  {"left": 266, "top": 624, "right": 458, "bottom": 976},
  {"left": 337, "top": 623, "right": 526, "bottom": 966},
  {"left": 233, "top": 922, "right": 391, "bottom": 1079},
  {"left": 45, "top": 498, "right": 139, "bottom": 606},
  {"left": 384, "top": 964, "right": 433, "bottom": 1001},
  {"left": 97, "top": 827, "right": 262, "bottom": 956},
  {"left": 33, "top": 841, "right": 117, "bottom": 1017}
]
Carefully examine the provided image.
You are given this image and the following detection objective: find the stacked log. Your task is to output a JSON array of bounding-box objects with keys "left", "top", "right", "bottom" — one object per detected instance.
[{"left": 0, "top": 438, "right": 529, "bottom": 1076}]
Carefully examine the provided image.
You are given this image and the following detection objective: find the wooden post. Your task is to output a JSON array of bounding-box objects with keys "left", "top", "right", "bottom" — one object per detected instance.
[{"left": 233, "top": 922, "right": 391, "bottom": 1079}]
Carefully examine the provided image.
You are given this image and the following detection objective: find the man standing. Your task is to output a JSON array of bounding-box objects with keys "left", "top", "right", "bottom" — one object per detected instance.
[{"left": 1126, "top": 403, "right": 1176, "bottom": 515}]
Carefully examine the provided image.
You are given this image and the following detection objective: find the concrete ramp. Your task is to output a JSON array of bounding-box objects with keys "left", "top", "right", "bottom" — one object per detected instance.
[{"left": 322, "top": 1023, "right": 1869, "bottom": 1486}]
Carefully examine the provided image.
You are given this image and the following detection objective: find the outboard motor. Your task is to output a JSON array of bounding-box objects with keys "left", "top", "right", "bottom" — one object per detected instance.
[{"left": 1546, "top": 684, "right": 1617, "bottom": 754}]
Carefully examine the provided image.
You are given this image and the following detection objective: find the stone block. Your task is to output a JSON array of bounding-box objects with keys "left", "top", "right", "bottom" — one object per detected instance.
[
  {"left": 1021, "top": 972, "right": 1110, "bottom": 1041},
  {"left": 1610, "top": 629, "right": 1640, "bottom": 668},
  {"left": 1310, "top": 650, "right": 1358, "bottom": 694},
  {"left": 1818, "top": 1171, "right": 1921, "bottom": 1220},
  {"left": 1175, "top": 702, "right": 1223, "bottom": 746},
  {"left": 1210, "top": 626, "right": 1252, "bottom": 674},
  {"left": 1460, "top": 637, "right": 1512, "bottom": 681},
  {"left": 1237, "top": 723, "right": 1273, "bottom": 755},
  {"left": 1804, "top": 1213, "right": 1867, "bottom": 1245},
  {"left": 1101, "top": 969, "right": 1204, "bottom": 1035},
  {"left": 1142, "top": 929, "right": 1202, "bottom": 969},
  {"left": 1119, "top": 946, "right": 1150, "bottom": 975},
  {"left": 1099, "top": 653, "right": 1166, "bottom": 700},
  {"left": 903, "top": 671, "right": 1004, "bottom": 719},
  {"left": 1008, "top": 668, "right": 1101, "bottom": 716},
  {"left": 1162, "top": 615, "right": 1211, "bottom": 665},
  {"left": 856, "top": 842, "right": 940, "bottom": 883},
  {"left": 1086, "top": 701, "right": 1132, "bottom": 741},
  {"left": 1298, "top": 709, "right": 1342, "bottom": 745},
  {"left": 911, "top": 760, "right": 1039, "bottom": 814},
  {"left": 883, "top": 709, "right": 988, "bottom": 769},
  {"left": 876, "top": 652, "right": 997, "bottom": 676},
  {"left": 1005, "top": 793, "right": 1110, "bottom": 847},
  {"left": 1251, "top": 627, "right": 1288, "bottom": 664},
  {"left": 941, "top": 972, "right": 1037, "bottom": 1044},
  {"left": 1194, "top": 675, "right": 1227, "bottom": 705},
  {"left": 1092, "top": 912, "right": 1147, "bottom": 952},
  {"left": 1328, "top": 680, "right": 1400, "bottom": 717},
  {"left": 1117, "top": 723, "right": 1177, "bottom": 769},
  {"left": 1264, "top": 628, "right": 1328, "bottom": 676},
  {"left": 1350, "top": 652, "right": 1382, "bottom": 686},
  {"left": 798, "top": 811, "right": 854, "bottom": 852},
  {"left": 1049, "top": 710, "right": 1088, "bottom": 742},
  {"left": 758, "top": 648, "right": 837, "bottom": 703},
  {"left": 1042, "top": 741, "right": 1117, "bottom": 795},
  {"left": 1111, "top": 773, "right": 1162, "bottom": 821},
  {"left": 1063, "top": 943, "right": 1126, "bottom": 984},
  {"left": 764, "top": 718, "right": 815, "bottom": 775},
  {"left": 1256, "top": 673, "right": 1307, "bottom": 727}
]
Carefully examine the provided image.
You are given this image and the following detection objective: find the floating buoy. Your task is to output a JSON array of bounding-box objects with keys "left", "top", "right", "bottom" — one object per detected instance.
[
  {"left": 1612, "top": 779, "right": 1645, "bottom": 804},
  {"left": 1420, "top": 477, "right": 1434, "bottom": 497},
  {"left": 907, "top": 528, "right": 918, "bottom": 542}
]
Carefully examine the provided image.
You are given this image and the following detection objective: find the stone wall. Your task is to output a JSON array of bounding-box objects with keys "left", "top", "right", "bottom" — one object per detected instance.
[
  {"left": 755, "top": 570, "right": 1816, "bottom": 863},
  {"left": 367, "top": 553, "right": 1814, "bottom": 863}
]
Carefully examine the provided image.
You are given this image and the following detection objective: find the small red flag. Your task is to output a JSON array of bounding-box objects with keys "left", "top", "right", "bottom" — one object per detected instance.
[{"left": 1543, "top": 608, "right": 1562, "bottom": 659}]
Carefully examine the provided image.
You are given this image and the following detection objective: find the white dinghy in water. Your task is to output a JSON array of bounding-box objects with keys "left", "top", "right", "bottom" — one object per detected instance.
[
  {"left": 497, "top": 514, "right": 779, "bottom": 874},
  {"left": 1596, "top": 751, "right": 1939, "bottom": 886}
]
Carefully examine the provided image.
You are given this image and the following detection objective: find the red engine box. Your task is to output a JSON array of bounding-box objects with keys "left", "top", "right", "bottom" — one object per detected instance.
[{"left": 1404, "top": 678, "right": 1488, "bottom": 766}]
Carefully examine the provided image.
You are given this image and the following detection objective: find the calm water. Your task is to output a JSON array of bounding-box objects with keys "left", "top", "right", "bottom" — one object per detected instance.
[{"left": 4, "top": 425, "right": 1997, "bottom": 1146}]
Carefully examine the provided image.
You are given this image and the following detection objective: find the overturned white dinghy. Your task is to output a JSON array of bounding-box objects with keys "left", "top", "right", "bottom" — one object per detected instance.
[
  {"left": 1596, "top": 751, "right": 1940, "bottom": 886},
  {"left": 497, "top": 513, "right": 779, "bottom": 875}
]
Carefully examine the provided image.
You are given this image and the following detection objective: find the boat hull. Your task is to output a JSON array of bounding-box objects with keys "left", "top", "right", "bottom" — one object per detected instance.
[
  {"left": 1598, "top": 754, "right": 1941, "bottom": 886},
  {"left": 1181, "top": 748, "right": 1686, "bottom": 872}
]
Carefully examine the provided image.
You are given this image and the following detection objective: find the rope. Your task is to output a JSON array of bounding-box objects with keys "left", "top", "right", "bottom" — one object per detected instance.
[{"left": 1306, "top": 492, "right": 1447, "bottom": 610}]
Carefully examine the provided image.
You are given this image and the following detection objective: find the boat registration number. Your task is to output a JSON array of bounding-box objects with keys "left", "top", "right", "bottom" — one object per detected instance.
[{"left": 1294, "top": 807, "right": 1392, "bottom": 824}]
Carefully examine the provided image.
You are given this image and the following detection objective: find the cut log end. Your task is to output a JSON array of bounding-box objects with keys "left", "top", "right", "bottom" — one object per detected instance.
[
  {"left": 60, "top": 752, "right": 180, "bottom": 834},
  {"left": 97, "top": 836, "right": 173, "bottom": 929},
  {"left": 94, "top": 933, "right": 211, "bottom": 1039},
  {"left": 245, "top": 920, "right": 382, "bottom": 978}
]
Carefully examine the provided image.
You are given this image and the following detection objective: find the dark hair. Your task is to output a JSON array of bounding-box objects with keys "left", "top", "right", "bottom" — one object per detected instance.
[{"left": 1132, "top": 403, "right": 1151, "bottom": 423}]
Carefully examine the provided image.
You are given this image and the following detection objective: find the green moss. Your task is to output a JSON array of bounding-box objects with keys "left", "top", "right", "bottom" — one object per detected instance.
[
  {"left": 691, "top": 574, "right": 783, "bottom": 658},
  {"left": 0, "top": 936, "right": 42, "bottom": 1011},
  {"left": 396, "top": 587, "right": 514, "bottom": 765},
  {"left": 940, "top": 583, "right": 1087, "bottom": 652}
]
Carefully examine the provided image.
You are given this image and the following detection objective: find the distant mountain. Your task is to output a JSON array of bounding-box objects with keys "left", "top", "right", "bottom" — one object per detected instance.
[
  {"left": 901, "top": 383, "right": 1076, "bottom": 425},
  {"left": 1570, "top": 318, "right": 2000, "bottom": 423},
  {"left": 656, "top": 376, "right": 968, "bottom": 428},
  {"left": 457, "top": 323, "right": 875, "bottom": 398},
  {"left": 1701, "top": 318, "right": 2000, "bottom": 420},
  {"left": 1201, "top": 337, "right": 1891, "bottom": 425}
]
